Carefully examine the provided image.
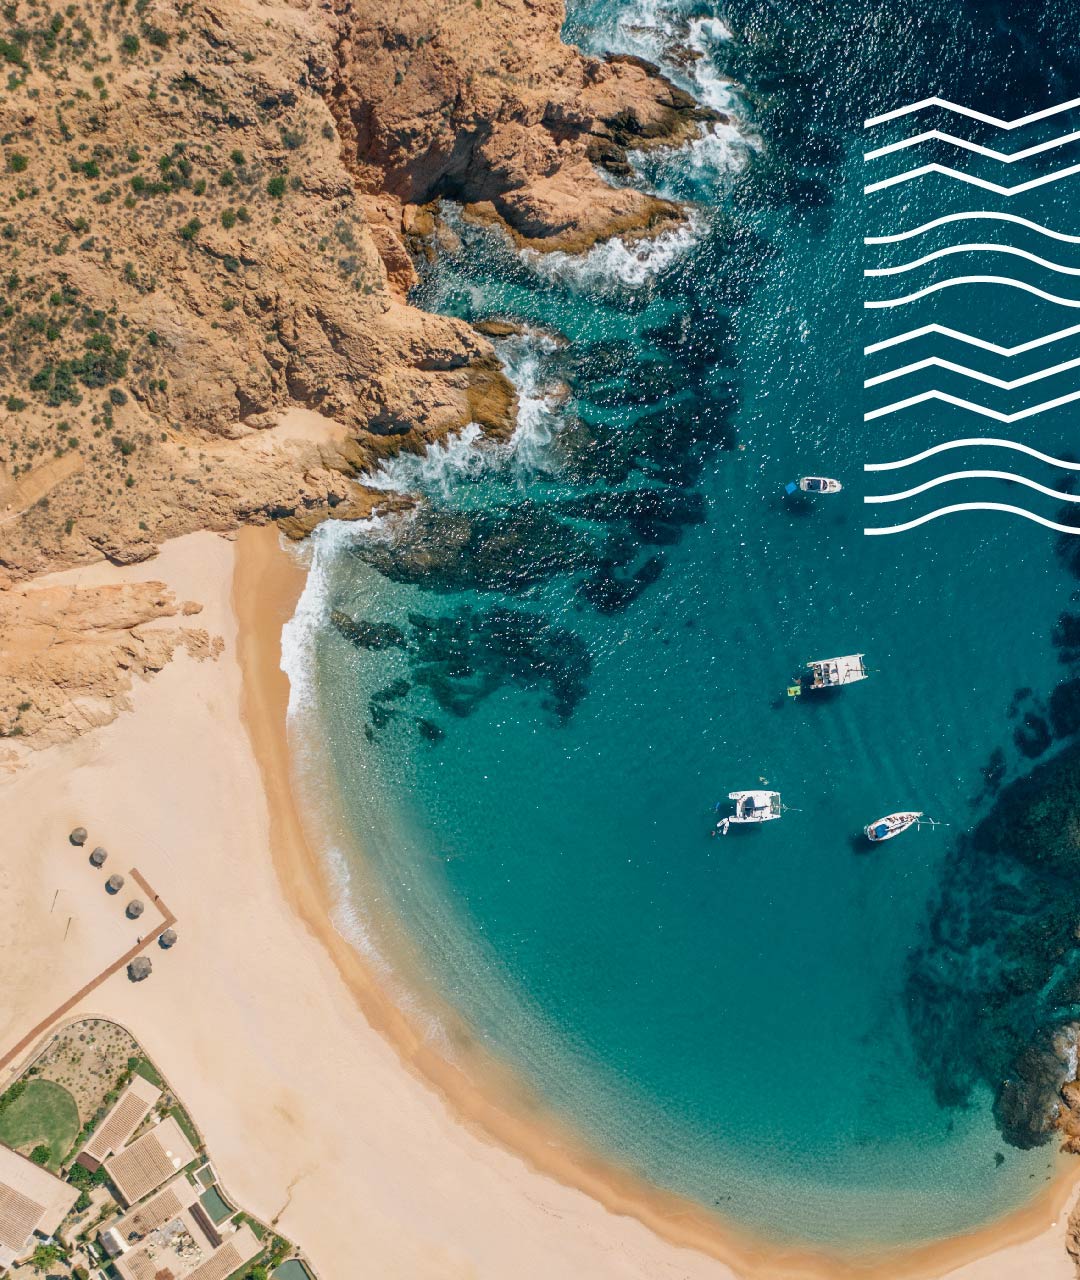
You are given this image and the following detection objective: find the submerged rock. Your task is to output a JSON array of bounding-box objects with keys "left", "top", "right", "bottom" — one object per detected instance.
[
  {"left": 330, "top": 610, "right": 407, "bottom": 651},
  {"left": 995, "top": 1026, "right": 1077, "bottom": 1149}
]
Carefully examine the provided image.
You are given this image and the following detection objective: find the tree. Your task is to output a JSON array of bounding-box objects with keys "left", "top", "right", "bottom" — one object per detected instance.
[
  {"left": 29, "top": 1242, "right": 62, "bottom": 1273},
  {"left": 29, "top": 1144, "right": 51, "bottom": 1166}
]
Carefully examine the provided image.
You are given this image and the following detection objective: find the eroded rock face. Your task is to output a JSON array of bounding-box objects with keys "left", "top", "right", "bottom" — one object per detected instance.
[
  {"left": 0, "top": 0, "right": 517, "bottom": 581},
  {"left": 328, "top": 0, "right": 716, "bottom": 253}
]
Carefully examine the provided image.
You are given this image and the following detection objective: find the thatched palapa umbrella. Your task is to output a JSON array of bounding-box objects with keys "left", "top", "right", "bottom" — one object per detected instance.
[
  {"left": 89, "top": 847, "right": 108, "bottom": 868},
  {"left": 106, "top": 874, "right": 125, "bottom": 894},
  {"left": 127, "top": 957, "right": 152, "bottom": 982},
  {"left": 159, "top": 928, "right": 178, "bottom": 950},
  {"left": 69, "top": 827, "right": 88, "bottom": 846},
  {"left": 126, "top": 899, "right": 144, "bottom": 920}
]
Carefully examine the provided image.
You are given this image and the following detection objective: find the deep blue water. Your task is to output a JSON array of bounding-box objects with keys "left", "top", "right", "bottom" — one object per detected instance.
[{"left": 286, "top": 0, "right": 1080, "bottom": 1248}]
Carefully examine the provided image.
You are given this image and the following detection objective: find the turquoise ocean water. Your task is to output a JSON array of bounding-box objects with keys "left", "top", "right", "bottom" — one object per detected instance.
[{"left": 284, "top": 0, "right": 1080, "bottom": 1249}]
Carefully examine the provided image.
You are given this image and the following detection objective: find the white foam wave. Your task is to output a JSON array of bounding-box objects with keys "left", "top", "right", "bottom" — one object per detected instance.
[
  {"left": 366, "top": 423, "right": 490, "bottom": 496},
  {"left": 280, "top": 518, "right": 382, "bottom": 714},
  {"left": 685, "top": 16, "right": 737, "bottom": 113},
  {"left": 496, "top": 331, "right": 566, "bottom": 473},
  {"left": 522, "top": 212, "right": 701, "bottom": 291}
]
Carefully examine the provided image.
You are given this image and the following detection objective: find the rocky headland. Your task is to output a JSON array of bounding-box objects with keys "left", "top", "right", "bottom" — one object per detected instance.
[{"left": 0, "top": 0, "right": 716, "bottom": 743}]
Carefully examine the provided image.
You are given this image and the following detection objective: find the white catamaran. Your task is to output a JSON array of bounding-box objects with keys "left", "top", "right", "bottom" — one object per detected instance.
[
  {"left": 807, "top": 654, "right": 867, "bottom": 689},
  {"left": 715, "top": 790, "right": 783, "bottom": 835}
]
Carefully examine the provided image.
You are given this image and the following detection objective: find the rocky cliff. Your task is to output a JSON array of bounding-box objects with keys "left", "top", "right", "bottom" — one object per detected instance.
[{"left": 0, "top": 0, "right": 712, "bottom": 742}]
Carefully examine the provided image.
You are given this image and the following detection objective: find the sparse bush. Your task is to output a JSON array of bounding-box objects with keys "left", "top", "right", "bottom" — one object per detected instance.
[
  {"left": 7, "top": 153, "right": 28, "bottom": 173},
  {"left": 266, "top": 175, "right": 286, "bottom": 198}
]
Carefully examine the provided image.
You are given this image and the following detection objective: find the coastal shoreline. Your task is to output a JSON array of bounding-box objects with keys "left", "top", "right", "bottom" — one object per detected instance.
[
  {"left": 1, "top": 527, "right": 1078, "bottom": 1279},
  {"left": 233, "top": 524, "right": 1080, "bottom": 1280}
]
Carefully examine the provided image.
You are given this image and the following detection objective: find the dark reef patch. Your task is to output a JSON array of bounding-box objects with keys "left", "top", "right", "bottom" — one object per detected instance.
[
  {"left": 907, "top": 740, "right": 1080, "bottom": 1147},
  {"left": 332, "top": 602, "right": 591, "bottom": 730}
]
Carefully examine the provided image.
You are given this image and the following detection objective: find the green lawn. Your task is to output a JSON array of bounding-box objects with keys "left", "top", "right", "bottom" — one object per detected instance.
[{"left": 0, "top": 1079, "right": 80, "bottom": 1169}]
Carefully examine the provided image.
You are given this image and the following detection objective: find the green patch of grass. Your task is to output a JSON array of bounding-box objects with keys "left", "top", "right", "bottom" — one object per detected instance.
[
  {"left": 169, "top": 1105, "right": 201, "bottom": 1151},
  {"left": 0, "top": 1080, "right": 79, "bottom": 1170},
  {"left": 131, "top": 1057, "right": 164, "bottom": 1088}
]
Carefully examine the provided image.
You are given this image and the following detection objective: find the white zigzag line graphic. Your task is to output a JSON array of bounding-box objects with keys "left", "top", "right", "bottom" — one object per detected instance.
[
  {"left": 866, "top": 244, "right": 1080, "bottom": 278},
  {"left": 865, "top": 160, "right": 1080, "bottom": 194},
  {"left": 865, "top": 129, "right": 1080, "bottom": 162},
  {"left": 864, "top": 386, "right": 1080, "bottom": 422},
  {"left": 866, "top": 212, "right": 1080, "bottom": 246},
  {"left": 864, "top": 322, "right": 1080, "bottom": 357},
  {"left": 865, "top": 277, "right": 1080, "bottom": 309},
  {"left": 864, "top": 438, "right": 1080, "bottom": 472},
  {"left": 864, "top": 504, "right": 1080, "bottom": 536},
  {"left": 865, "top": 471, "right": 1080, "bottom": 503},
  {"left": 865, "top": 97, "right": 1080, "bottom": 129},
  {"left": 864, "top": 353, "right": 1080, "bottom": 390}
]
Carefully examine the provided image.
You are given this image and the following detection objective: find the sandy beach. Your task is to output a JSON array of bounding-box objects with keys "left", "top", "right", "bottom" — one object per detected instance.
[{"left": 2, "top": 526, "right": 1079, "bottom": 1280}]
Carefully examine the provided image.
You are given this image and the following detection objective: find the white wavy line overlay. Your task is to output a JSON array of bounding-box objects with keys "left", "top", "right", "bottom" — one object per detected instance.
[
  {"left": 865, "top": 385, "right": 1080, "bottom": 422},
  {"left": 866, "top": 244, "right": 1080, "bottom": 278},
  {"left": 865, "top": 97, "right": 1080, "bottom": 129},
  {"left": 864, "top": 353, "right": 1080, "bottom": 390},
  {"left": 865, "top": 322, "right": 1080, "bottom": 357},
  {"left": 866, "top": 212, "right": 1080, "bottom": 246},
  {"left": 866, "top": 471, "right": 1080, "bottom": 503},
  {"left": 865, "top": 276, "right": 1080, "bottom": 310},
  {"left": 865, "top": 129, "right": 1080, "bottom": 163},
  {"left": 865, "top": 160, "right": 1080, "bottom": 195},
  {"left": 864, "top": 438, "right": 1080, "bottom": 472},
  {"left": 864, "top": 503, "right": 1080, "bottom": 536}
]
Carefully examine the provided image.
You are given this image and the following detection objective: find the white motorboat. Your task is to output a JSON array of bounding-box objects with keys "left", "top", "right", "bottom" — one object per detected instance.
[
  {"left": 865, "top": 811, "right": 923, "bottom": 843},
  {"left": 807, "top": 654, "right": 867, "bottom": 689},
  {"left": 799, "top": 476, "right": 843, "bottom": 494}
]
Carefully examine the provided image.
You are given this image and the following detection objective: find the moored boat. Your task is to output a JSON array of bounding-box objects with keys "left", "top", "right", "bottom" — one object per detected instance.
[
  {"left": 807, "top": 654, "right": 867, "bottom": 688},
  {"left": 865, "top": 811, "right": 923, "bottom": 842},
  {"left": 714, "top": 790, "right": 783, "bottom": 835},
  {"left": 799, "top": 476, "right": 843, "bottom": 494}
]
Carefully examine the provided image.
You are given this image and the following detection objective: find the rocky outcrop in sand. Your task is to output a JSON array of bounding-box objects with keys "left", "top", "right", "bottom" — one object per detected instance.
[{"left": 0, "top": 580, "right": 216, "bottom": 747}]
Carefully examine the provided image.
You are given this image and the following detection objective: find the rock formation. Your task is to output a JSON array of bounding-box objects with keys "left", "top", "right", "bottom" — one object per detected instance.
[
  {"left": 0, "top": 580, "right": 214, "bottom": 746},
  {"left": 329, "top": 2, "right": 717, "bottom": 253},
  {"left": 0, "top": 0, "right": 712, "bottom": 746}
]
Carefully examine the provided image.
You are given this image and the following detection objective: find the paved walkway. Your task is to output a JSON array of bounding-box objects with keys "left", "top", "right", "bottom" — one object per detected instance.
[{"left": 0, "top": 868, "right": 176, "bottom": 1074}]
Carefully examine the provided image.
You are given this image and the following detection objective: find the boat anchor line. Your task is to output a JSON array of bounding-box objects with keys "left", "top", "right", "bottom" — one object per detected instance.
[{"left": 864, "top": 97, "right": 1080, "bottom": 535}]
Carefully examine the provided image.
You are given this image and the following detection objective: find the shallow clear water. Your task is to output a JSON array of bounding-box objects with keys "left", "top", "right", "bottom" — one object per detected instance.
[{"left": 287, "top": 0, "right": 1080, "bottom": 1248}]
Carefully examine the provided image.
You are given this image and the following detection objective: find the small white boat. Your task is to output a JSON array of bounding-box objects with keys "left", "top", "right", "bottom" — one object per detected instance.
[
  {"left": 807, "top": 654, "right": 867, "bottom": 688},
  {"left": 865, "top": 811, "right": 923, "bottom": 842},
  {"left": 714, "top": 790, "right": 783, "bottom": 835},
  {"left": 799, "top": 476, "right": 843, "bottom": 494}
]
